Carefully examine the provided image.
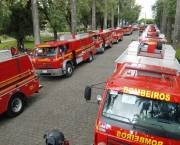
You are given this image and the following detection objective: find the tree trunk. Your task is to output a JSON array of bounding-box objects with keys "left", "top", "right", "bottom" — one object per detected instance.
[
  {"left": 111, "top": 7, "right": 114, "bottom": 29},
  {"left": 160, "top": 10, "right": 163, "bottom": 33},
  {"left": 167, "top": 17, "right": 172, "bottom": 43},
  {"left": 92, "top": 0, "right": 96, "bottom": 31},
  {"left": 162, "top": 4, "right": 167, "bottom": 35},
  {"left": 53, "top": 27, "right": 58, "bottom": 40},
  {"left": 103, "top": 0, "right": 107, "bottom": 29},
  {"left": 31, "top": 0, "right": 40, "bottom": 45},
  {"left": 71, "top": 0, "right": 77, "bottom": 35},
  {"left": 173, "top": 0, "right": 180, "bottom": 48}
]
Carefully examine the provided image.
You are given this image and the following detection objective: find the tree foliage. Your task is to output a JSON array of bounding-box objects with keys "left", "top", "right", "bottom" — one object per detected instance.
[{"left": 2, "top": 2, "right": 33, "bottom": 49}]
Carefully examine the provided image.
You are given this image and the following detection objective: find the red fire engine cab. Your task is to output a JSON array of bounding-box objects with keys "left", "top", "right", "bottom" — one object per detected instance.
[
  {"left": 0, "top": 50, "right": 42, "bottom": 117},
  {"left": 91, "top": 29, "right": 113, "bottom": 54},
  {"left": 110, "top": 27, "right": 123, "bottom": 44},
  {"left": 32, "top": 33, "right": 96, "bottom": 77},
  {"left": 84, "top": 41, "right": 180, "bottom": 145},
  {"left": 122, "top": 25, "right": 133, "bottom": 35}
]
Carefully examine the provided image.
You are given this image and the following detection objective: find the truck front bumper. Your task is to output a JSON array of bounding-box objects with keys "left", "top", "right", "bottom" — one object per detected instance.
[{"left": 35, "top": 68, "right": 63, "bottom": 76}]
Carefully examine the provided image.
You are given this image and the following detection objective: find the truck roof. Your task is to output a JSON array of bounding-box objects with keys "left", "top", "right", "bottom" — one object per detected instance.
[
  {"left": 35, "top": 33, "right": 92, "bottom": 48},
  {"left": 115, "top": 41, "right": 180, "bottom": 71},
  {"left": 107, "top": 62, "right": 180, "bottom": 102}
]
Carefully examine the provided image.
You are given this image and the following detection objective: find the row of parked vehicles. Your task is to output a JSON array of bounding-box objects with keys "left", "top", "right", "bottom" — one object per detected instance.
[
  {"left": 0, "top": 25, "right": 136, "bottom": 118},
  {"left": 44, "top": 24, "right": 180, "bottom": 145}
]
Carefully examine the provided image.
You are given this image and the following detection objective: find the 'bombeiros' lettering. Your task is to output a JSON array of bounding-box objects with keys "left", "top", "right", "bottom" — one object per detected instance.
[
  {"left": 123, "top": 86, "right": 170, "bottom": 101},
  {"left": 116, "top": 131, "right": 163, "bottom": 145}
]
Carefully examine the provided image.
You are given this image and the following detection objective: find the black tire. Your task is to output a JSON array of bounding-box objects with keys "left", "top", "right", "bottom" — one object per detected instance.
[
  {"left": 100, "top": 44, "right": 105, "bottom": 54},
  {"left": 7, "top": 94, "right": 25, "bottom": 117},
  {"left": 87, "top": 52, "right": 93, "bottom": 62},
  {"left": 156, "top": 32, "right": 159, "bottom": 37},
  {"left": 65, "top": 63, "right": 73, "bottom": 78},
  {"left": 156, "top": 41, "right": 164, "bottom": 50}
]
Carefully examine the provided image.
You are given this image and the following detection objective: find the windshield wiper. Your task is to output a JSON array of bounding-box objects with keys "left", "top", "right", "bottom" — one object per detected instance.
[{"left": 103, "top": 112, "right": 136, "bottom": 129}]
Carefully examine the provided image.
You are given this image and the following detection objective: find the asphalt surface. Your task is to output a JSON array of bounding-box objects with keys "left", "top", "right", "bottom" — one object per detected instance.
[{"left": 0, "top": 31, "right": 139, "bottom": 145}]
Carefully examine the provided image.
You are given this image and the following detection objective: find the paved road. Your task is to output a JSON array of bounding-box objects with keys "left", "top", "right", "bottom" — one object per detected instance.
[{"left": 0, "top": 31, "right": 139, "bottom": 145}]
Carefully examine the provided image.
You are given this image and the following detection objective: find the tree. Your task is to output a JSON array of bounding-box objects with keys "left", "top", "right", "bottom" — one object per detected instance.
[
  {"left": 103, "top": 0, "right": 107, "bottom": 29},
  {"left": 38, "top": 0, "right": 65, "bottom": 39},
  {"left": 173, "top": 0, "right": 180, "bottom": 48},
  {"left": 31, "top": 0, "right": 40, "bottom": 45},
  {"left": 2, "top": 2, "right": 33, "bottom": 50},
  {"left": 92, "top": 0, "right": 96, "bottom": 31},
  {"left": 71, "top": 0, "right": 77, "bottom": 34}
]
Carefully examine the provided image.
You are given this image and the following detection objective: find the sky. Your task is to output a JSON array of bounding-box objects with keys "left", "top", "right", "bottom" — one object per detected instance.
[{"left": 135, "top": 0, "right": 157, "bottom": 19}]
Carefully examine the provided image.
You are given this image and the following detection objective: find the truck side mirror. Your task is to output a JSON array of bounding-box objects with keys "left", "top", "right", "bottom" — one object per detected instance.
[{"left": 84, "top": 86, "right": 91, "bottom": 101}]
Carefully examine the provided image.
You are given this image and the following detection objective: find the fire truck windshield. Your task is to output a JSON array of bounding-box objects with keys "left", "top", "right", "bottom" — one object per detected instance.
[
  {"left": 34, "top": 47, "right": 56, "bottom": 58},
  {"left": 102, "top": 90, "right": 180, "bottom": 134}
]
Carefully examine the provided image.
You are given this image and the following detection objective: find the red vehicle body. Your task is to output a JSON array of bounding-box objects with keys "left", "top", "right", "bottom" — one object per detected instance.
[
  {"left": 132, "top": 24, "right": 139, "bottom": 31},
  {"left": 32, "top": 33, "right": 96, "bottom": 77},
  {"left": 110, "top": 27, "right": 123, "bottom": 44},
  {"left": 139, "top": 26, "right": 146, "bottom": 33},
  {"left": 84, "top": 41, "right": 180, "bottom": 145},
  {"left": 3, "top": 46, "right": 19, "bottom": 56},
  {"left": 90, "top": 29, "right": 113, "bottom": 54},
  {"left": 0, "top": 50, "right": 42, "bottom": 117},
  {"left": 122, "top": 25, "right": 133, "bottom": 35},
  {"left": 138, "top": 25, "right": 167, "bottom": 50}
]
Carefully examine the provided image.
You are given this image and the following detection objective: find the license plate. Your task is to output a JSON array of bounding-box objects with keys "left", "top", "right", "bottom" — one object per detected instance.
[{"left": 42, "top": 70, "right": 47, "bottom": 73}]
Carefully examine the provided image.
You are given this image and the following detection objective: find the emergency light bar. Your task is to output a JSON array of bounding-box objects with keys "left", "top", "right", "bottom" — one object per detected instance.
[{"left": 125, "top": 65, "right": 179, "bottom": 76}]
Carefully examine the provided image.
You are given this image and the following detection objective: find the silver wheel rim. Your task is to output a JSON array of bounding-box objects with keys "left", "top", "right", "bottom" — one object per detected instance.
[
  {"left": 67, "top": 66, "right": 72, "bottom": 74},
  {"left": 102, "top": 47, "right": 104, "bottom": 52},
  {"left": 89, "top": 54, "right": 92, "bottom": 60},
  {"left": 12, "top": 98, "right": 22, "bottom": 112}
]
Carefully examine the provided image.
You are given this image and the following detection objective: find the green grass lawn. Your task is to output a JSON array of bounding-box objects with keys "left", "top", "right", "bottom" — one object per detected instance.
[
  {"left": 0, "top": 36, "right": 54, "bottom": 51},
  {"left": 176, "top": 48, "right": 180, "bottom": 61}
]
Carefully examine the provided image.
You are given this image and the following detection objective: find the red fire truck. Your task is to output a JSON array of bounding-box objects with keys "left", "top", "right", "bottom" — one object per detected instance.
[
  {"left": 90, "top": 29, "right": 113, "bottom": 54},
  {"left": 110, "top": 27, "right": 123, "bottom": 44},
  {"left": 138, "top": 27, "right": 167, "bottom": 50},
  {"left": 32, "top": 33, "right": 96, "bottom": 77},
  {"left": 122, "top": 25, "right": 133, "bottom": 35},
  {"left": 0, "top": 50, "right": 42, "bottom": 117},
  {"left": 84, "top": 41, "right": 180, "bottom": 144}
]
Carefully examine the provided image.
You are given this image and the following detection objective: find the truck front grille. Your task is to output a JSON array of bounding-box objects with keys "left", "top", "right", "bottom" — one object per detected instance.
[{"left": 37, "top": 62, "right": 53, "bottom": 68}]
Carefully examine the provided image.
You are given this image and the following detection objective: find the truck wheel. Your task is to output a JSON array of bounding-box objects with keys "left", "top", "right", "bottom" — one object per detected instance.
[
  {"left": 65, "top": 63, "right": 73, "bottom": 78},
  {"left": 109, "top": 42, "right": 112, "bottom": 48},
  {"left": 156, "top": 41, "right": 164, "bottom": 50},
  {"left": 100, "top": 44, "right": 105, "bottom": 54},
  {"left": 120, "top": 36, "right": 123, "bottom": 41},
  {"left": 87, "top": 52, "right": 93, "bottom": 62},
  {"left": 7, "top": 94, "right": 25, "bottom": 117},
  {"left": 116, "top": 39, "right": 119, "bottom": 44}
]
